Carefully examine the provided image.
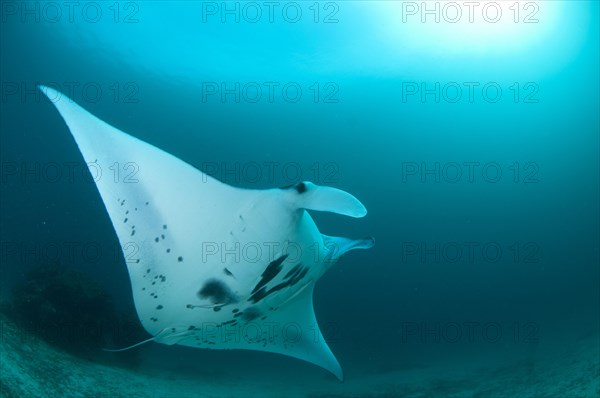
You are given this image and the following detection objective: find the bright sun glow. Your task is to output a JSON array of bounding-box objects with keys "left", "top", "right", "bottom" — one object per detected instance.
[{"left": 375, "top": 1, "right": 563, "bottom": 55}]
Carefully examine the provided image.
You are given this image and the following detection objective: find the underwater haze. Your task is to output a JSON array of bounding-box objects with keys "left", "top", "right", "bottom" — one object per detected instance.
[{"left": 1, "top": 1, "right": 599, "bottom": 397}]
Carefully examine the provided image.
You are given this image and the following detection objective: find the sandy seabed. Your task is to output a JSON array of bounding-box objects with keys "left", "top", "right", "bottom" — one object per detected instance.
[{"left": 1, "top": 315, "right": 598, "bottom": 398}]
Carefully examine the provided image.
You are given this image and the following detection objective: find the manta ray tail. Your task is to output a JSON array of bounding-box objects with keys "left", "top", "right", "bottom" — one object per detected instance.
[
  {"left": 102, "top": 336, "right": 158, "bottom": 352},
  {"left": 103, "top": 327, "right": 190, "bottom": 352}
]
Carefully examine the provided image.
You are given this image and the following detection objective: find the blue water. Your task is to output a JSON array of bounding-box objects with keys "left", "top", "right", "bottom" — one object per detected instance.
[{"left": 1, "top": 1, "right": 598, "bottom": 395}]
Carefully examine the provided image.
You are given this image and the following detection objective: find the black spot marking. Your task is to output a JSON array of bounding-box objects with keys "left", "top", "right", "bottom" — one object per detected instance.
[
  {"left": 186, "top": 304, "right": 193, "bottom": 309},
  {"left": 131, "top": 230, "right": 136, "bottom": 236},
  {"left": 241, "top": 307, "right": 262, "bottom": 322},
  {"left": 135, "top": 259, "right": 140, "bottom": 264},
  {"left": 152, "top": 282, "right": 156, "bottom": 286},
  {"left": 160, "top": 275, "right": 166, "bottom": 282},
  {"left": 126, "top": 210, "right": 129, "bottom": 215},
  {"left": 284, "top": 264, "right": 302, "bottom": 280},
  {"left": 178, "top": 256, "right": 183, "bottom": 262},
  {"left": 249, "top": 264, "right": 309, "bottom": 304},
  {"left": 198, "top": 279, "right": 237, "bottom": 305},
  {"left": 223, "top": 268, "right": 233, "bottom": 277},
  {"left": 163, "top": 224, "right": 167, "bottom": 230},
  {"left": 142, "top": 288, "right": 146, "bottom": 291},
  {"left": 188, "top": 325, "right": 196, "bottom": 330},
  {"left": 295, "top": 267, "right": 309, "bottom": 281},
  {"left": 280, "top": 182, "right": 307, "bottom": 193},
  {"left": 161, "top": 234, "right": 165, "bottom": 239},
  {"left": 156, "top": 305, "right": 163, "bottom": 310},
  {"left": 145, "top": 201, "right": 149, "bottom": 205},
  {"left": 213, "top": 306, "right": 221, "bottom": 312},
  {"left": 249, "top": 287, "right": 268, "bottom": 304},
  {"left": 166, "top": 249, "right": 171, "bottom": 253},
  {"left": 123, "top": 218, "right": 128, "bottom": 223},
  {"left": 146, "top": 269, "right": 151, "bottom": 273},
  {"left": 251, "top": 255, "right": 288, "bottom": 294},
  {"left": 155, "top": 237, "right": 159, "bottom": 243},
  {"left": 232, "top": 308, "right": 239, "bottom": 313}
]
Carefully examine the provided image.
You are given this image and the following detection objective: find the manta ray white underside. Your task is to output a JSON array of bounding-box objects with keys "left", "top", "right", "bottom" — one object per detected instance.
[{"left": 39, "top": 85, "right": 374, "bottom": 380}]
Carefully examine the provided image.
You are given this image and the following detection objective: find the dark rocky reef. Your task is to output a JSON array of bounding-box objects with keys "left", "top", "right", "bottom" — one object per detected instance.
[{"left": 1, "top": 264, "right": 149, "bottom": 368}]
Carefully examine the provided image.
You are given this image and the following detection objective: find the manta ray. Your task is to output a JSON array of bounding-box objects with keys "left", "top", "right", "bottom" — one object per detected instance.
[{"left": 39, "top": 85, "right": 374, "bottom": 380}]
